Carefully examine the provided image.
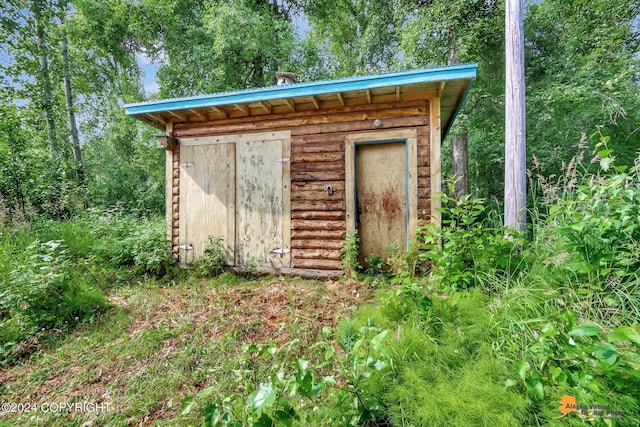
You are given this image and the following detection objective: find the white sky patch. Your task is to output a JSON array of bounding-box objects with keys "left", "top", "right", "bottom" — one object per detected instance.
[{"left": 136, "top": 52, "right": 161, "bottom": 96}]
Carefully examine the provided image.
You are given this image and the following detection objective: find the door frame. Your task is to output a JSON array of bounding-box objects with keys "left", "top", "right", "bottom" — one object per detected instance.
[{"left": 345, "top": 129, "right": 418, "bottom": 251}]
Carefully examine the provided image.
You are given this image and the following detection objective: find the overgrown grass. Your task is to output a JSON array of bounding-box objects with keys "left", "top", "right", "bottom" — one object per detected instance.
[
  {"left": 0, "top": 211, "right": 178, "bottom": 366},
  {"left": 1, "top": 139, "right": 638, "bottom": 426},
  {"left": 0, "top": 275, "right": 371, "bottom": 426}
]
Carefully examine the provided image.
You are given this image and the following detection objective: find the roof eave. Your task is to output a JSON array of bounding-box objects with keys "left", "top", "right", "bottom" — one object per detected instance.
[{"left": 124, "top": 63, "right": 478, "bottom": 117}]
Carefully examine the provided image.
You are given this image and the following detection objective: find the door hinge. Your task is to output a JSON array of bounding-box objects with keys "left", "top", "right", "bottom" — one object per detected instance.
[
  {"left": 271, "top": 248, "right": 290, "bottom": 255},
  {"left": 274, "top": 157, "right": 290, "bottom": 163},
  {"left": 180, "top": 162, "right": 194, "bottom": 168}
]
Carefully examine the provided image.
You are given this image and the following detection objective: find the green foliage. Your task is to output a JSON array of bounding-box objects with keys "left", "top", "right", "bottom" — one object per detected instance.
[
  {"left": 195, "top": 236, "right": 228, "bottom": 277},
  {"left": 417, "top": 181, "right": 523, "bottom": 291},
  {"left": 181, "top": 340, "right": 333, "bottom": 426},
  {"left": 0, "top": 213, "right": 177, "bottom": 366},
  {"left": 341, "top": 230, "right": 361, "bottom": 279},
  {"left": 0, "top": 240, "right": 109, "bottom": 364},
  {"left": 338, "top": 288, "right": 529, "bottom": 426},
  {"left": 108, "top": 225, "right": 173, "bottom": 276}
]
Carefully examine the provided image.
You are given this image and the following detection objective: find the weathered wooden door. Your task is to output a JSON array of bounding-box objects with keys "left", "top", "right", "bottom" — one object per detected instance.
[
  {"left": 235, "top": 137, "right": 290, "bottom": 268},
  {"left": 355, "top": 142, "right": 407, "bottom": 262},
  {"left": 179, "top": 142, "right": 235, "bottom": 263}
]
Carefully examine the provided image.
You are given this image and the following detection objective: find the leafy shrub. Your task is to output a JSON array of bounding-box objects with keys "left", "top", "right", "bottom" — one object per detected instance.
[
  {"left": 95, "top": 215, "right": 174, "bottom": 277},
  {"left": 195, "top": 236, "right": 227, "bottom": 277},
  {"left": 0, "top": 240, "right": 109, "bottom": 364},
  {"left": 341, "top": 230, "right": 361, "bottom": 279},
  {"left": 417, "top": 181, "right": 524, "bottom": 291}
]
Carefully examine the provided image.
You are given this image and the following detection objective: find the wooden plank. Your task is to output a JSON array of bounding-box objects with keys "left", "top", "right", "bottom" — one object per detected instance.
[
  {"left": 407, "top": 135, "right": 418, "bottom": 239},
  {"left": 179, "top": 142, "right": 235, "bottom": 264},
  {"left": 165, "top": 121, "right": 174, "bottom": 241},
  {"left": 310, "top": 96, "right": 320, "bottom": 109},
  {"left": 366, "top": 89, "right": 372, "bottom": 104},
  {"left": 291, "top": 210, "right": 346, "bottom": 220},
  {"left": 258, "top": 101, "right": 272, "bottom": 114},
  {"left": 291, "top": 171, "right": 345, "bottom": 182},
  {"left": 236, "top": 138, "right": 283, "bottom": 267},
  {"left": 291, "top": 248, "right": 342, "bottom": 260},
  {"left": 418, "top": 166, "right": 430, "bottom": 178},
  {"left": 175, "top": 99, "right": 428, "bottom": 129},
  {"left": 294, "top": 133, "right": 345, "bottom": 145},
  {"left": 284, "top": 98, "right": 296, "bottom": 112},
  {"left": 401, "top": 89, "right": 440, "bottom": 102},
  {"left": 291, "top": 161, "right": 343, "bottom": 173},
  {"left": 290, "top": 116, "right": 427, "bottom": 137},
  {"left": 418, "top": 198, "right": 430, "bottom": 209},
  {"left": 147, "top": 113, "right": 167, "bottom": 124},
  {"left": 291, "top": 200, "right": 346, "bottom": 211},
  {"left": 292, "top": 181, "right": 345, "bottom": 192},
  {"left": 189, "top": 109, "right": 207, "bottom": 120},
  {"left": 291, "top": 229, "right": 347, "bottom": 239},
  {"left": 291, "top": 190, "right": 345, "bottom": 201},
  {"left": 292, "top": 258, "right": 342, "bottom": 270},
  {"left": 418, "top": 177, "right": 430, "bottom": 188},
  {"left": 430, "top": 96, "right": 441, "bottom": 226},
  {"left": 235, "top": 103, "right": 250, "bottom": 115},
  {"left": 417, "top": 156, "right": 430, "bottom": 168},
  {"left": 180, "top": 131, "right": 290, "bottom": 147},
  {"left": 292, "top": 219, "right": 345, "bottom": 231},
  {"left": 211, "top": 107, "right": 228, "bottom": 118},
  {"left": 168, "top": 110, "right": 187, "bottom": 121},
  {"left": 291, "top": 239, "right": 344, "bottom": 250},
  {"left": 336, "top": 92, "right": 345, "bottom": 106},
  {"left": 174, "top": 105, "right": 427, "bottom": 137},
  {"left": 292, "top": 141, "right": 344, "bottom": 154},
  {"left": 292, "top": 151, "right": 344, "bottom": 163},
  {"left": 282, "top": 133, "right": 291, "bottom": 268}
]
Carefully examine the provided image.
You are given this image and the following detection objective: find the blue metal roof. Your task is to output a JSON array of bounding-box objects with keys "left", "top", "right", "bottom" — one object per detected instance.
[{"left": 124, "top": 63, "right": 477, "bottom": 116}]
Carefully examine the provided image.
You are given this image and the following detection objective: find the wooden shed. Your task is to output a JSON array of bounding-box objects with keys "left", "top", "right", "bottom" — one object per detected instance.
[{"left": 125, "top": 64, "right": 477, "bottom": 277}]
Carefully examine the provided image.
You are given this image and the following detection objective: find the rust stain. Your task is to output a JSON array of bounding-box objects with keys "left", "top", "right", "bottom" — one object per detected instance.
[{"left": 381, "top": 189, "right": 402, "bottom": 222}]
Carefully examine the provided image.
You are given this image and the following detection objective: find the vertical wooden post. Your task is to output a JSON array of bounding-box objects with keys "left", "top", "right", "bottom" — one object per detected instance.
[
  {"left": 505, "top": 0, "right": 527, "bottom": 232},
  {"left": 430, "top": 97, "right": 442, "bottom": 227},
  {"left": 165, "top": 120, "right": 174, "bottom": 241}
]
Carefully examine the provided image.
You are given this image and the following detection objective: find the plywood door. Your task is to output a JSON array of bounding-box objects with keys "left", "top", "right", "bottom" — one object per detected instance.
[
  {"left": 179, "top": 143, "right": 235, "bottom": 263},
  {"left": 356, "top": 142, "right": 407, "bottom": 263},
  {"left": 235, "top": 138, "right": 286, "bottom": 267}
]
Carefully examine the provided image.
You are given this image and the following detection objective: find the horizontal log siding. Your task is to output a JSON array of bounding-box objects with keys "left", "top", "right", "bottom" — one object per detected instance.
[
  {"left": 289, "top": 103, "right": 430, "bottom": 270},
  {"left": 175, "top": 100, "right": 431, "bottom": 271}
]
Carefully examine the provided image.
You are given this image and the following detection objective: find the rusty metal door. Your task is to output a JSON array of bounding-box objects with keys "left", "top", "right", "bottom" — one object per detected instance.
[{"left": 355, "top": 142, "right": 407, "bottom": 263}]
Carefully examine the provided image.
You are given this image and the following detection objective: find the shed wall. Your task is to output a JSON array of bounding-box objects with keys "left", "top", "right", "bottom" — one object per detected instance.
[{"left": 171, "top": 99, "right": 432, "bottom": 271}]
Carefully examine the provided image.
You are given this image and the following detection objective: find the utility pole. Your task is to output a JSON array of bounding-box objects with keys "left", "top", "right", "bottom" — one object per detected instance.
[{"left": 504, "top": 0, "right": 526, "bottom": 232}]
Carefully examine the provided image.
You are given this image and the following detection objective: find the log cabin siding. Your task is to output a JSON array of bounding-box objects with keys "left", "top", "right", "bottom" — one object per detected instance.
[{"left": 170, "top": 100, "right": 430, "bottom": 270}]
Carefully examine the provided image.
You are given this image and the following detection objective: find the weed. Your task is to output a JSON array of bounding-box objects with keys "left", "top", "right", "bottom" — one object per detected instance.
[
  {"left": 195, "top": 236, "right": 227, "bottom": 277},
  {"left": 341, "top": 230, "right": 361, "bottom": 279}
]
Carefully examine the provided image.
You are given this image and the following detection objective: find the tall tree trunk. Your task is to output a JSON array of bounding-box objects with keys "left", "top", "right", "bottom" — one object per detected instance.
[
  {"left": 33, "top": 0, "right": 57, "bottom": 159},
  {"left": 452, "top": 130, "right": 470, "bottom": 198},
  {"left": 447, "top": 27, "right": 470, "bottom": 198},
  {"left": 59, "top": 3, "right": 84, "bottom": 185},
  {"left": 504, "top": 0, "right": 527, "bottom": 231}
]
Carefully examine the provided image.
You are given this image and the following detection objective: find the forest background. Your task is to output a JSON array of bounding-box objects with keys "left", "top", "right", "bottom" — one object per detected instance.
[
  {"left": 1, "top": 1, "right": 640, "bottom": 425},
  {"left": 0, "top": 0, "right": 638, "bottom": 219}
]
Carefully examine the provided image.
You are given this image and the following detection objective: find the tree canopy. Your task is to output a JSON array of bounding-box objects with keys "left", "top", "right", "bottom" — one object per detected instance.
[{"left": 0, "top": 0, "right": 638, "bottom": 220}]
